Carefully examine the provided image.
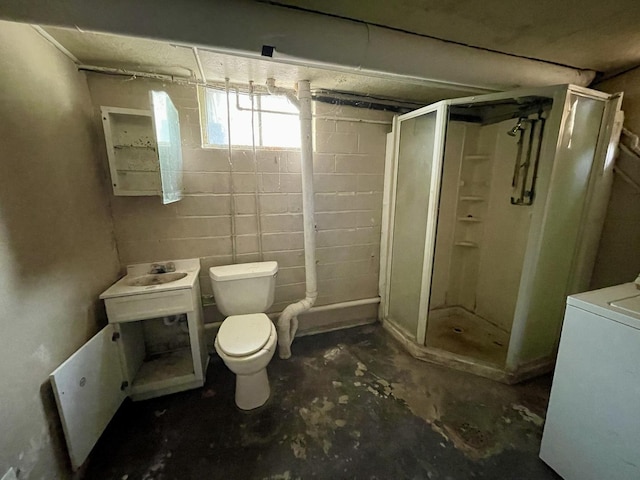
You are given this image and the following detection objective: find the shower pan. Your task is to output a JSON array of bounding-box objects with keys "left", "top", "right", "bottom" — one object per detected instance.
[{"left": 380, "top": 85, "right": 623, "bottom": 383}]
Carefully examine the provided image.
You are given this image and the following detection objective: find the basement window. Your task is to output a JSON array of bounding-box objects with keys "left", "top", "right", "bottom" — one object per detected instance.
[{"left": 199, "top": 86, "right": 300, "bottom": 149}]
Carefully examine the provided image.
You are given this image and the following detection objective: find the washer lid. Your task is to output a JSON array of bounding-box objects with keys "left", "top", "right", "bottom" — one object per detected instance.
[{"left": 217, "top": 313, "right": 272, "bottom": 357}]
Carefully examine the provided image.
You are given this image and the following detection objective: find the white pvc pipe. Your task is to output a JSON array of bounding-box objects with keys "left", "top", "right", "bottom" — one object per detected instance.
[
  {"left": 203, "top": 297, "right": 381, "bottom": 331},
  {"left": 305, "top": 297, "right": 380, "bottom": 314},
  {"left": 224, "top": 78, "right": 237, "bottom": 262},
  {"left": 249, "top": 81, "right": 264, "bottom": 259},
  {"left": 277, "top": 80, "right": 316, "bottom": 359},
  {"left": 266, "top": 78, "right": 301, "bottom": 110}
]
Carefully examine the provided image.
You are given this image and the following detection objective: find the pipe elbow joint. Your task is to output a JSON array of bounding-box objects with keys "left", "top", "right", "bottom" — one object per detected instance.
[{"left": 276, "top": 293, "right": 318, "bottom": 359}]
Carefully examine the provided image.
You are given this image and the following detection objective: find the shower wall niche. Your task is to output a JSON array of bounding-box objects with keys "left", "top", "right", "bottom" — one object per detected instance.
[{"left": 381, "top": 85, "right": 623, "bottom": 383}]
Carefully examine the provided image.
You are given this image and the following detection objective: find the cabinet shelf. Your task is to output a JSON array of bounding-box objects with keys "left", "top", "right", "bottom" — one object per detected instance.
[
  {"left": 457, "top": 217, "right": 482, "bottom": 223},
  {"left": 132, "top": 348, "right": 195, "bottom": 393},
  {"left": 101, "top": 95, "right": 183, "bottom": 203},
  {"left": 459, "top": 180, "right": 489, "bottom": 187},
  {"left": 459, "top": 196, "right": 485, "bottom": 202},
  {"left": 463, "top": 154, "right": 490, "bottom": 161},
  {"left": 454, "top": 241, "right": 479, "bottom": 248}
]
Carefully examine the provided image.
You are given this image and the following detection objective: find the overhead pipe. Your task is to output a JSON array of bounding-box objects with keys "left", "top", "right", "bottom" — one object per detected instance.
[
  {"left": 266, "top": 78, "right": 301, "bottom": 110},
  {"left": 277, "top": 79, "right": 316, "bottom": 359},
  {"left": 232, "top": 86, "right": 299, "bottom": 116},
  {"left": 233, "top": 86, "right": 391, "bottom": 124}
]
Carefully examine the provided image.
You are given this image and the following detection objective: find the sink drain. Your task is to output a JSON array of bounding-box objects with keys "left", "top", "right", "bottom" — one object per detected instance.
[{"left": 453, "top": 327, "right": 464, "bottom": 334}]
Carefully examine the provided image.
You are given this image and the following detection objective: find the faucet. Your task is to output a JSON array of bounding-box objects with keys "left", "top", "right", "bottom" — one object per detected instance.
[{"left": 149, "top": 262, "right": 176, "bottom": 274}]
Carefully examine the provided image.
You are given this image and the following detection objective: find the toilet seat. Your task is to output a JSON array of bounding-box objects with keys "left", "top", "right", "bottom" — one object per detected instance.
[{"left": 217, "top": 313, "right": 273, "bottom": 357}]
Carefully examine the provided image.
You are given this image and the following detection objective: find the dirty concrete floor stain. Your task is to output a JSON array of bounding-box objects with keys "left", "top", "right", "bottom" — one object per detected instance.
[{"left": 85, "top": 324, "right": 559, "bottom": 479}]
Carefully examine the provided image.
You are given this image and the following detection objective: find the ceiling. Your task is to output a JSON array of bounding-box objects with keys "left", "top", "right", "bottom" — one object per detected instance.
[
  {"left": 39, "top": 26, "right": 485, "bottom": 105},
  {"left": 262, "top": 0, "right": 640, "bottom": 74},
  {"left": 32, "top": 0, "right": 640, "bottom": 105}
]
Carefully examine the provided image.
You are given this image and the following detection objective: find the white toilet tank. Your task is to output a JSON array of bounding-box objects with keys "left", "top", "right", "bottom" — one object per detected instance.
[{"left": 209, "top": 261, "right": 278, "bottom": 316}]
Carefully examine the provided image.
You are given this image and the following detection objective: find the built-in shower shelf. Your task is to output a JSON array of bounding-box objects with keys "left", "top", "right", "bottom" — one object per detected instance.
[
  {"left": 454, "top": 241, "right": 479, "bottom": 248},
  {"left": 463, "top": 154, "right": 491, "bottom": 161},
  {"left": 457, "top": 217, "right": 482, "bottom": 223},
  {"left": 459, "top": 180, "right": 489, "bottom": 187},
  {"left": 459, "top": 196, "right": 485, "bottom": 202}
]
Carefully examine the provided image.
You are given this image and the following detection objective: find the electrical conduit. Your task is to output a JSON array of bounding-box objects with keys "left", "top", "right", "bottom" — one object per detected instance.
[{"left": 277, "top": 79, "right": 316, "bottom": 359}]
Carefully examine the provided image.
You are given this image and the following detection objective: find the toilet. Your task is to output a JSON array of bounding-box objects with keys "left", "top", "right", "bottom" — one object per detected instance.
[{"left": 209, "top": 261, "right": 278, "bottom": 410}]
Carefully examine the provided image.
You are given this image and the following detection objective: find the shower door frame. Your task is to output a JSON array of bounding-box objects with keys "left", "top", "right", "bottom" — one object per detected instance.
[{"left": 382, "top": 101, "right": 448, "bottom": 344}]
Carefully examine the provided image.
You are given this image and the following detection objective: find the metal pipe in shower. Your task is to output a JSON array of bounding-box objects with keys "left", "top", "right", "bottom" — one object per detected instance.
[
  {"left": 527, "top": 114, "right": 546, "bottom": 204},
  {"left": 509, "top": 115, "right": 546, "bottom": 205},
  {"left": 510, "top": 118, "right": 526, "bottom": 189}
]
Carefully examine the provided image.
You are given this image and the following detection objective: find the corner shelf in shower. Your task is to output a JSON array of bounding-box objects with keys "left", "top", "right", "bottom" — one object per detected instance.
[
  {"left": 459, "top": 180, "right": 489, "bottom": 187},
  {"left": 454, "top": 241, "right": 479, "bottom": 248},
  {"left": 457, "top": 217, "right": 482, "bottom": 223},
  {"left": 459, "top": 196, "right": 485, "bottom": 202},
  {"left": 463, "top": 154, "right": 491, "bottom": 161}
]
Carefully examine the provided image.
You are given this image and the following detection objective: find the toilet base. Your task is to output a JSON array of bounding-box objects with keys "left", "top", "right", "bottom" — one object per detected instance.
[{"left": 235, "top": 368, "right": 270, "bottom": 410}]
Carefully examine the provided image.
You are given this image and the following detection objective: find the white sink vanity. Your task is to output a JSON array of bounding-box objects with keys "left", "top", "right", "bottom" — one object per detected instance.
[{"left": 49, "top": 258, "right": 208, "bottom": 470}]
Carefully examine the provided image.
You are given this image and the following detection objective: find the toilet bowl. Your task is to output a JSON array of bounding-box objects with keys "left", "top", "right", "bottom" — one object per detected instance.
[
  {"left": 214, "top": 313, "right": 277, "bottom": 410},
  {"left": 209, "top": 261, "right": 278, "bottom": 410}
]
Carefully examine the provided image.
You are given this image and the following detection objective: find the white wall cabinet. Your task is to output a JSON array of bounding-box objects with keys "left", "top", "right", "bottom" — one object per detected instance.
[{"left": 101, "top": 90, "right": 183, "bottom": 203}]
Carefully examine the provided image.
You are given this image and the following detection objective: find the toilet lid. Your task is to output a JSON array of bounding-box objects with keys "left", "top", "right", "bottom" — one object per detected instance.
[{"left": 217, "top": 313, "right": 272, "bottom": 357}]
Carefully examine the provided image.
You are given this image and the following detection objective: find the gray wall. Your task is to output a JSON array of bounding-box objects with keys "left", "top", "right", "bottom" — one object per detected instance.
[
  {"left": 0, "top": 21, "right": 120, "bottom": 478},
  {"left": 591, "top": 71, "right": 640, "bottom": 288}
]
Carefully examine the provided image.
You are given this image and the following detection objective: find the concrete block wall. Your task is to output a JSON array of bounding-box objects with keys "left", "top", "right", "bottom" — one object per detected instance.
[{"left": 86, "top": 74, "right": 393, "bottom": 323}]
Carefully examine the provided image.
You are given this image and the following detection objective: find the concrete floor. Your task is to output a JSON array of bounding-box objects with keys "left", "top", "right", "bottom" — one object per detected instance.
[{"left": 84, "top": 324, "right": 560, "bottom": 480}]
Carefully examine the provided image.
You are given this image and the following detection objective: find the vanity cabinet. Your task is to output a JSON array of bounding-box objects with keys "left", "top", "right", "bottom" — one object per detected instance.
[
  {"left": 103, "top": 284, "right": 208, "bottom": 401},
  {"left": 49, "top": 260, "right": 207, "bottom": 470},
  {"left": 101, "top": 90, "right": 183, "bottom": 203}
]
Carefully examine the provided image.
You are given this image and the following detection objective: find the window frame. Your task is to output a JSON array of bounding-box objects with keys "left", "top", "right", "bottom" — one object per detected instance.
[{"left": 198, "top": 85, "right": 301, "bottom": 150}]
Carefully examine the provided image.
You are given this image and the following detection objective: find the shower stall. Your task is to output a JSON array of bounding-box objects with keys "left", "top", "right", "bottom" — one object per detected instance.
[{"left": 380, "top": 85, "right": 623, "bottom": 383}]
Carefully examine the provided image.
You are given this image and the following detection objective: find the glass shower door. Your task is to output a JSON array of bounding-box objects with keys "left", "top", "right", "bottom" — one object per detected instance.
[{"left": 385, "top": 103, "right": 447, "bottom": 342}]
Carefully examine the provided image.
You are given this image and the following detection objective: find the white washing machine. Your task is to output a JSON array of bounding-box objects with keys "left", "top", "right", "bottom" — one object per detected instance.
[{"left": 540, "top": 281, "right": 640, "bottom": 480}]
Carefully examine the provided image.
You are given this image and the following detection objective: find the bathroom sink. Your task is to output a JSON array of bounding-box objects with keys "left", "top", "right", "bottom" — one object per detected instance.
[
  {"left": 125, "top": 272, "right": 188, "bottom": 287},
  {"left": 100, "top": 259, "right": 200, "bottom": 300},
  {"left": 100, "top": 259, "right": 201, "bottom": 324}
]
